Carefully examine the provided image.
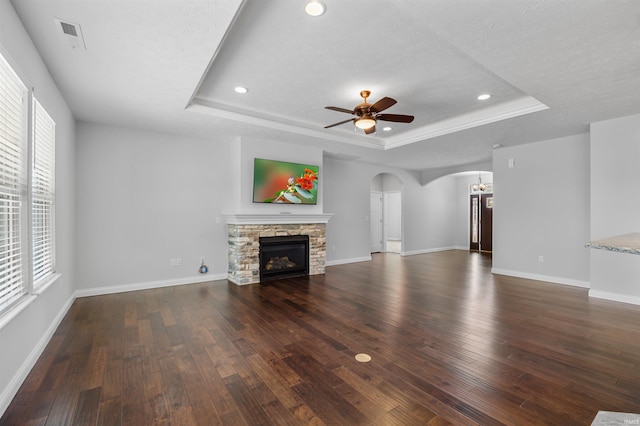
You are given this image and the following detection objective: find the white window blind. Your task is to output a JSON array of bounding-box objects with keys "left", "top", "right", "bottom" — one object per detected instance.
[
  {"left": 0, "top": 54, "right": 28, "bottom": 311},
  {"left": 32, "top": 98, "right": 55, "bottom": 285}
]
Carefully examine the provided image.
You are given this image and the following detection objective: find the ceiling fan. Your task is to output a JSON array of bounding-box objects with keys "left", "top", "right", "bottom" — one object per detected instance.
[{"left": 324, "top": 90, "right": 414, "bottom": 134}]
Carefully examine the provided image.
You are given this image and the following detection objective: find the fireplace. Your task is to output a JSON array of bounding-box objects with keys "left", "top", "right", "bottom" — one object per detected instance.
[
  {"left": 259, "top": 235, "right": 309, "bottom": 281},
  {"left": 225, "top": 214, "right": 332, "bottom": 285}
]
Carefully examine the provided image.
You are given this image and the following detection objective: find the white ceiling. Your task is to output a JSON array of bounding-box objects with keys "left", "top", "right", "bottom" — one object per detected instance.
[{"left": 10, "top": 0, "right": 640, "bottom": 172}]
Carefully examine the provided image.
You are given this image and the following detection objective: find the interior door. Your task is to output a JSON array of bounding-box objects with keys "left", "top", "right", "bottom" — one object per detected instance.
[
  {"left": 469, "top": 193, "right": 493, "bottom": 252},
  {"left": 480, "top": 194, "right": 493, "bottom": 252},
  {"left": 469, "top": 194, "right": 480, "bottom": 251},
  {"left": 370, "top": 192, "right": 383, "bottom": 252}
]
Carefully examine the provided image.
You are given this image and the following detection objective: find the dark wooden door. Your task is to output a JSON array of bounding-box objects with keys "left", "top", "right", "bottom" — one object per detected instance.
[
  {"left": 469, "top": 193, "right": 493, "bottom": 252},
  {"left": 480, "top": 194, "right": 493, "bottom": 252}
]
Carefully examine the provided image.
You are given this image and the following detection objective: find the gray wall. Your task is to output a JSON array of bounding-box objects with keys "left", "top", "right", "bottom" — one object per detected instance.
[
  {"left": 74, "top": 125, "right": 326, "bottom": 295},
  {"left": 590, "top": 114, "right": 640, "bottom": 239},
  {"left": 324, "top": 158, "right": 460, "bottom": 263},
  {"left": 0, "top": 0, "right": 76, "bottom": 413},
  {"left": 492, "top": 134, "right": 590, "bottom": 287},
  {"left": 75, "top": 122, "right": 235, "bottom": 293},
  {"left": 589, "top": 113, "right": 640, "bottom": 303}
]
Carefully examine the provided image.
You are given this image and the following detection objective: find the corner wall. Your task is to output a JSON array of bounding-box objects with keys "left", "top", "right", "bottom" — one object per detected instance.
[
  {"left": 589, "top": 113, "right": 640, "bottom": 304},
  {"left": 492, "top": 134, "right": 590, "bottom": 287}
]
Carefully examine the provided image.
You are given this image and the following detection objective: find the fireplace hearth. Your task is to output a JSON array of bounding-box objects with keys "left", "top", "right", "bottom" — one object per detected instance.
[{"left": 259, "top": 235, "right": 309, "bottom": 281}]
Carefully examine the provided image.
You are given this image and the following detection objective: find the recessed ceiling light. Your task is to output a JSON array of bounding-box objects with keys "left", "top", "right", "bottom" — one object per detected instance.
[
  {"left": 305, "top": 0, "right": 326, "bottom": 16},
  {"left": 234, "top": 86, "right": 248, "bottom": 94},
  {"left": 477, "top": 94, "right": 491, "bottom": 101},
  {"left": 383, "top": 127, "right": 392, "bottom": 131}
]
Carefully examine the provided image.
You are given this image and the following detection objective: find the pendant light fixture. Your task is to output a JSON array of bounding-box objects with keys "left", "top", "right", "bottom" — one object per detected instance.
[{"left": 472, "top": 173, "right": 486, "bottom": 192}]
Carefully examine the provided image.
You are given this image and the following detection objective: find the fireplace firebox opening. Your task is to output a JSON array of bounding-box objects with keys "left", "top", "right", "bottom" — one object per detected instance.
[{"left": 259, "top": 235, "right": 309, "bottom": 282}]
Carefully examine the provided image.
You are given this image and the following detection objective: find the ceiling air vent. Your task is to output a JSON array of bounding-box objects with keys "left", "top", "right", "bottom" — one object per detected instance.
[{"left": 53, "top": 18, "right": 86, "bottom": 50}]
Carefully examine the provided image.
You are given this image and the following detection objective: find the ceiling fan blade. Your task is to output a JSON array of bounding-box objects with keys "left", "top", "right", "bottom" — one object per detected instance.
[
  {"left": 370, "top": 97, "right": 397, "bottom": 113},
  {"left": 325, "top": 106, "right": 355, "bottom": 114},
  {"left": 324, "top": 118, "right": 355, "bottom": 129},
  {"left": 364, "top": 125, "right": 376, "bottom": 135},
  {"left": 377, "top": 113, "right": 414, "bottom": 123}
]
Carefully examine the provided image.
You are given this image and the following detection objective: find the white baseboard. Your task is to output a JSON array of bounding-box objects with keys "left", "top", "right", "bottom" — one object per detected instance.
[
  {"left": 75, "top": 273, "right": 227, "bottom": 298},
  {"left": 491, "top": 268, "right": 590, "bottom": 288},
  {"left": 589, "top": 289, "right": 640, "bottom": 306},
  {"left": 401, "top": 246, "right": 458, "bottom": 257},
  {"left": 0, "top": 293, "right": 75, "bottom": 417},
  {"left": 326, "top": 256, "right": 372, "bottom": 266}
]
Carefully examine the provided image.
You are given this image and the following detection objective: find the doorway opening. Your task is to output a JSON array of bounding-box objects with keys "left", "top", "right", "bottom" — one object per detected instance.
[
  {"left": 370, "top": 173, "right": 403, "bottom": 254},
  {"left": 468, "top": 173, "right": 493, "bottom": 253}
]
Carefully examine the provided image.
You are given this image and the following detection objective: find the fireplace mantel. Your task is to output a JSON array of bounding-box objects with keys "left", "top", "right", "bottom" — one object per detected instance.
[{"left": 223, "top": 213, "right": 333, "bottom": 225}]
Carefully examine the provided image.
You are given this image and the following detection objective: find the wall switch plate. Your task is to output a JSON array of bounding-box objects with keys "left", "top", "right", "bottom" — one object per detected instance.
[
  {"left": 508, "top": 158, "right": 516, "bottom": 168},
  {"left": 538, "top": 255, "right": 544, "bottom": 263}
]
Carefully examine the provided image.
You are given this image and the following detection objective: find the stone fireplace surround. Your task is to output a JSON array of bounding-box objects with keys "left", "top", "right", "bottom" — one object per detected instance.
[{"left": 224, "top": 214, "right": 332, "bottom": 285}]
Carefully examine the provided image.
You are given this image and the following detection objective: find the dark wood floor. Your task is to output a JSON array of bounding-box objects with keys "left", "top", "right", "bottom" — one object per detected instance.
[{"left": 3, "top": 250, "right": 640, "bottom": 425}]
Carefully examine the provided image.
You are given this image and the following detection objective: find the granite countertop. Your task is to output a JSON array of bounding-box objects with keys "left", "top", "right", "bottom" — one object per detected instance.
[{"left": 585, "top": 232, "right": 640, "bottom": 255}]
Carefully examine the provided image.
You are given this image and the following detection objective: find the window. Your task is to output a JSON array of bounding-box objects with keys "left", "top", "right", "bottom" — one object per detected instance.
[
  {"left": 0, "top": 53, "right": 28, "bottom": 312},
  {"left": 0, "top": 51, "right": 56, "bottom": 314},
  {"left": 32, "top": 99, "right": 55, "bottom": 286}
]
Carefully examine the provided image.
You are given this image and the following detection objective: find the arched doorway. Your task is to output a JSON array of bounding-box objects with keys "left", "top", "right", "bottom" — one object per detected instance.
[{"left": 370, "top": 173, "right": 403, "bottom": 254}]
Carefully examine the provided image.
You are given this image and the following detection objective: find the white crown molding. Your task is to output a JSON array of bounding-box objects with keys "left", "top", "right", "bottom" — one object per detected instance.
[
  {"left": 186, "top": 99, "right": 385, "bottom": 149},
  {"left": 384, "top": 96, "right": 549, "bottom": 149},
  {"left": 187, "top": 96, "right": 547, "bottom": 152}
]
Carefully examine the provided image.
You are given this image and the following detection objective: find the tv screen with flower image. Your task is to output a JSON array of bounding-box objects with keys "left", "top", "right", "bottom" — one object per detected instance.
[{"left": 252, "top": 158, "right": 319, "bottom": 204}]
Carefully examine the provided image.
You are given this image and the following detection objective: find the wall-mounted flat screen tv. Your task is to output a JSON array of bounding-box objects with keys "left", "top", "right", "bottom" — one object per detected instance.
[{"left": 253, "top": 158, "right": 319, "bottom": 204}]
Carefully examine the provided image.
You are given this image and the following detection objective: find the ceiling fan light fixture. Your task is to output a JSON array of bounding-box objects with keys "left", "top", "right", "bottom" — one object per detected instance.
[
  {"left": 305, "top": 0, "right": 326, "bottom": 16},
  {"left": 355, "top": 116, "right": 376, "bottom": 129}
]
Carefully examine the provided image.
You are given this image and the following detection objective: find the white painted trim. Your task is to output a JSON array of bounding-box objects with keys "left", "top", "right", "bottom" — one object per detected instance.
[
  {"left": 326, "top": 256, "right": 372, "bottom": 266},
  {"left": 588, "top": 290, "right": 640, "bottom": 306},
  {"left": 186, "top": 100, "right": 385, "bottom": 150},
  {"left": 75, "top": 274, "right": 227, "bottom": 298},
  {"left": 187, "top": 96, "right": 548, "bottom": 153},
  {"left": 0, "top": 293, "right": 75, "bottom": 417},
  {"left": 0, "top": 295, "right": 38, "bottom": 331},
  {"left": 223, "top": 213, "right": 333, "bottom": 225},
  {"left": 32, "top": 273, "right": 62, "bottom": 296},
  {"left": 491, "top": 268, "right": 590, "bottom": 288},
  {"left": 384, "top": 96, "right": 549, "bottom": 149},
  {"left": 401, "top": 246, "right": 458, "bottom": 257}
]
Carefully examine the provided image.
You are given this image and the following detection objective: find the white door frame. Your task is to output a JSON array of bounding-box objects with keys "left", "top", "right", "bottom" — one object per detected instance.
[{"left": 370, "top": 191, "right": 383, "bottom": 253}]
